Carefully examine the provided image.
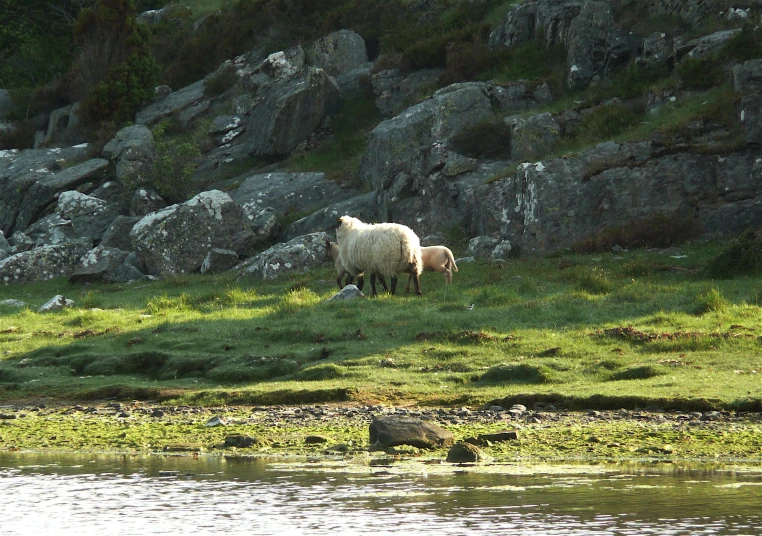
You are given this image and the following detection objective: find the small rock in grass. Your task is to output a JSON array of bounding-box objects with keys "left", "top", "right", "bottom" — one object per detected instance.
[
  {"left": 446, "top": 442, "right": 486, "bottom": 463},
  {"left": 224, "top": 435, "right": 259, "bottom": 448},
  {"left": 305, "top": 435, "right": 330, "bottom": 444},
  {"left": 205, "top": 415, "right": 226, "bottom": 427}
]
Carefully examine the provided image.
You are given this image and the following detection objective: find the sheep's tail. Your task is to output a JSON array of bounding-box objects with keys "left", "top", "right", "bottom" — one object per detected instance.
[{"left": 446, "top": 248, "right": 458, "bottom": 272}]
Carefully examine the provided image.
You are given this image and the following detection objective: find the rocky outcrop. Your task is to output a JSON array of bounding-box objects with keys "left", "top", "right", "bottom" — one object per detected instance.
[
  {"left": 0, "top": 237, "right": 92, "bottom": 285},
  {"left": 130, "top": 190, "right": 251, "bottom": 276},
  {"left": 136, "top": 81, "right": 206, "bottom": 127},
  {"left": 102, "top": 125, "right": 156, "bottom": 183},
  {"left": 238, "top": 232, "right": 330, "bottom": 280},
  {"left": 308, "top": 29, "right": 368, "bottom": 77},
  {"left": 368, "top": 416, "right": 455, "bottom": 449},
  {"left": 56, "top": 191, "right": 121, "bottom": 244},
  {"left": 282, "top": 191, "right": 378, "bottom": 241},
  {"left": 68, "top": 246, "right": 130, "bottom": 284},
  {"left": 372, "top": 68, "right": 443, "bottom": 118}
]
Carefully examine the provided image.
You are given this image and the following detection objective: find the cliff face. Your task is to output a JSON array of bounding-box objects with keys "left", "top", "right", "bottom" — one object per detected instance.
[{"left": 2, "top": 0, "right": 762, "bottom": 283}]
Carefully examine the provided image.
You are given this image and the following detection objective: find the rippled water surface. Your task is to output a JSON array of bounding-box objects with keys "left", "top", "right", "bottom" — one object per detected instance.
[{"left": 2, "top": 453, "right": 762, "bottom": 535}]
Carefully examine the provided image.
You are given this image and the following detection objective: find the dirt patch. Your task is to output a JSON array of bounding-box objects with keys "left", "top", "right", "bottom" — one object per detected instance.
[
  {"left": 597, "top": 326, "right": 758, "bottom": 343},
  {"left": 415, "top": 330, "right": 514, "bottom": 343}
]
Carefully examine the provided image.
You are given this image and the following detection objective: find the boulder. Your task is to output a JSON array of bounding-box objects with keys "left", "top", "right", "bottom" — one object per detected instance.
[
  {"left": 89, "top": 181, "right": 124, "bottom": 204},
  {"left": 368, "top": 416, "right": 455, "bottom": 449},
  {"left": 234, "top": 172, "right": 358, "bottom": 218},
  {"left": 740, "top": 95, "right": 762, "bottom": 146},
  {"left": 208, "top": 115, "right": 245, "bottom": 146},
  {"left": 0, "top": 233, "right": 10, "bottom": 259},
  {"left": 733, "top": 59, "right": 762, "bottom": 94},
  {"left": 336, "top": 62, "right": 374, "bottom": 96},
  {"left": 325, "top": 284, "right": 364, "bottom": 302},
  {"left": 38, "top": 295, "right": 75, "bottom": 313},
  {"left": 130, "top": 190, "right": 251, "bottom": 276},
  {"left": 23, "top": 214, "right": 77, "bottom": 247},
  {"left": 507, "top": 112, "right": 562, "bottom": 162},
  {"left": 468, "top": 236, "right": 500, "bottom": 259},
  {"left": 240, "top": 205, "right": 278, "bottom": 242},
  {"left": 308, "top": 29, "right": 368, "bottom": 77},
  {"left": 0, "top": 299, "right": 28, "bottom": 308},
  {"left": 69, "top": 246, "right": 130, "bottom": 284},
  {"left": 136, "top": 80, "right": 206, "bottom": 127},
  {"left": 102, "top": 125, "right": 155, "bottom": 183},
  {"left": 239, "top": 232, "right": 330, "bottom": 280},
  {"left": 8, "top": 232, "right": 34, "bottom": 253},
  {"left": 56, "top": 191, "right": 121, "bottom": 244},
  {"left": 372, "top": 68, "right": 443, "bottom": 118},
  {"left": 0, "top": 238, "right": 92, "bottom": 285},
  {"left": 282, "top": 191, "right": 378, "bottom": 241},
  {"left": 488, "top": 0, "right": 582, "bottom": 49},
  {"left": 245, "top": 60, "right": 343, "bottom": 156},
  {"left": 104, "top": 252, "right": 147, "bottom": 283},
  {"left": 676, "top": 28, "right": 742, "bottom": 60},
  {"left": 130, "top": 188, "right": 166, "bottom": 217},
  {"left": 200, "top": 248, "right": 239, "bottom": 275},
  {"left": 100, "top": 216, "right": 141, "bottom": 251},
  {"left": 489, "top": 83, "right": 540, "bottom": 113},
  {"left": 446, "top": 442, "right": 486, "bottom": 463}
]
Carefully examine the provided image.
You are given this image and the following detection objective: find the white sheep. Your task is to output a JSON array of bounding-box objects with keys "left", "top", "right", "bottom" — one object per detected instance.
[
  {"left": 324, "top": 239, "right": 388, "bottom": 291},
  {"left": 405, "top": 245, "right": 459, "bottom": 292},
  {"left": 336, "top": 216, "right": 423, "bottom": 296}
]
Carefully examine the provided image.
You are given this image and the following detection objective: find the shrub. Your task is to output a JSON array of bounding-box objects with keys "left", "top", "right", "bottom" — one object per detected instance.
[
  {"left": 203, "top": 67, "right": 238, "bottom": 97},
  {"left": 704, "top": 229, "right": 762, "bottom": 279},
  {"left": 448, "top": 117, "right": 511, "bottom": 158},
  {"left": 571, "top": 213, "right": 699, "bottom": 253},
  {"left": 676, "top": 57, "right": 724, "bottom": 91},
  {"left": 0, "top": 121, "right": 36, "bottom": 150},
  {"left": 575, "top": 102, "right": 643, "bottom": 141},
  {"left": 693, "top": 287, "right": 729, "bottom": 315}
]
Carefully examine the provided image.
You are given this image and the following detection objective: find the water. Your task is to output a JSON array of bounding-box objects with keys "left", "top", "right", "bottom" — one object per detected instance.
[{"left": 2, "top": 453, "right": 762, "bottom": 535}]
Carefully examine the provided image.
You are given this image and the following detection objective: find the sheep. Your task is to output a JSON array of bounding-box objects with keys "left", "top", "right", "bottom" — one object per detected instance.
[
  {"left": 335, "top": 215, "right": 423, "bottom": 297},
  {"left": 405, "top": 245, "right": 458, "bottom": 292},
  {"left": 324, "top": 239, "right": 388, "bottom": 292}
]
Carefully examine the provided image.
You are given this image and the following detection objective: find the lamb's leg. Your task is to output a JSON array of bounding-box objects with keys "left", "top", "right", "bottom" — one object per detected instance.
[
  {"left": 444, "top": 268, "right": 452, "bottom": 285},
  {"left": 390, "top": 276, "right": 398, "bottom": 295}
]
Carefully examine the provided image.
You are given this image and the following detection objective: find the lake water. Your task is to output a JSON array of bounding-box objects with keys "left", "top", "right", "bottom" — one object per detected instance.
[{"left": 1, "top": 453, "right": 761, "bottom": 535}]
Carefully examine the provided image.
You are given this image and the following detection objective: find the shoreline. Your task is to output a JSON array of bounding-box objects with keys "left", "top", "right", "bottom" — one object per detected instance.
[{"left": 2, "top": 400, "right": 762, "bottom": 464}]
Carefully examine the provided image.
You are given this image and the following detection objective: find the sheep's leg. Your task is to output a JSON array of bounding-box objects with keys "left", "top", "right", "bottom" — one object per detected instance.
[
  {"left": 405, "top": 274, "right": 412, "bottom": 293},
  {"left": 411, "top": 273, "right": 422, "bottom": 297},
  {"left": 370, "top": 273, "right": 378, "bottom": 297},
  {"left": 355, "top": 274, "right": 365, "bottom": 291},
  {"left": 444, "top": 269, "right": 452, "bottom": 285},
  {"left": 390, "top": 276, "right": 398, "bottom": 295},
  {"left": 378, "top": 275, "right": 389, "bottom": 292}
]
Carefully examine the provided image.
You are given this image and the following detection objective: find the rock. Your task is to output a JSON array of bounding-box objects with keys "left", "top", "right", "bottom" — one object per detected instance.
[
  {"left": 205, "top": 415, "right": 226, "bottom": 427},
  {"left": 102, "top": 125, "right": 155, "bottom": 183},
  {"left": 89, "top": 181, "right": 124, "bottom": 205},
  {"left": 478, "top": 430, "right": 519, "bottom": 443},
  {"left": 304, "top": 435, "right": 330, "bottom": 444},
  {"left": 372, "top": 68, "right": 443, "bottom": 118},
  {"left": 325, "top": 284, "right": 364, "bottom": 302},
  {"left": 69, "top": 246, "right": 130, "bottom": 284},
  {"left": 0, "top": 233, "right": 10, "bottom": 259},
  {"left": 22, "top": 214, "right": 77, "bottom": 247},
  {"left": 282, "top": 191, "right": 378, "bottom": 241},
  {"left": 507, "top": 112, "right": 562, "bottom": 162},
  {"left": 1, "top": 157, "right": 109, "bottom": 236},
  {"left": 100, "top": 216, "right": 141, "bottom": 251},
  {"left": 446, "top": 442, "right": 486, "bottom": 463},
  {"left": 208, "top": 115, "right": 245, "bottom": 146},
  {"left": 130, "top": 190, "right": 251, "bottom": 276},
  {"left": 223, "top": 435, "right": 259, "bottom": 447},
  {"left": 240, "top": 205, "right": 278, "bottom": 243},
  {"left": 0, "top": 89, "right": 17, "bottom": 120},
  {"left": 701, "top": 411, "right": 722, "bottom": 421},
  {"left": 308, "top": 29, "right": 368, "bottom": 77},
  {"left": 734, "top": 59, "right": 762, "bottom": 94},
  {"left": 368, "top": 415, "right": 455, "bottom": 449},
  {"left": 130, "top": 188, "right": 166, "bottom": 217},
  {"left": 38, "top": 295, "right": 75, "bottom": 312},
  {"left": 492, "top": 240, "right": 512, "bottom": 260},
  {"left": 443, "top": 153, "right": 478, "bottom": 177},
  {"left": 1, "top": 299, "right": 28, "bottom": 308},
  {"left": 740, "top": 95, "right": 762, "bottom": 146},
  {"left": 336, "top": 62, "right": 374, "bottom": 96},
  {"left": 468, "top": 236, "right": 500, "bottom": 259},
  {"left": 136, "top": 80, "right": 206, "bottom": 127},
  {"left": 247, "top": 67, "right": 342, "bottom": 156},
  {"left": 8, "top": 232, "right": 34, "bottom": 252},
  {"left": 0, "top": 238, "right": 92, "bottom": 285},
  {"left": 104, "top": 252, "right": 147, "bottom": 283},
  {"left": 488, "top": 0, "right": 582, "bottom": 50},
  {"left": 234, "top": 172, "right": 358, "bottom": 218},
  {"left": 645, "top": 0, "right": 711, "bottom": 25},
  {"left": 638, "top": 32, "right": 674, "bottom": 69},
  {"left": 239, "top": 232, "right": 330, "bottom": 280},
  {"left": 489, "top": 83, "right": 538, "bottom": 113},
  {"left": 56, "top": 191, "right": 121, "bottom": 244},
  {"left": 200, "top": 248, "right": 239, "bottom": 275},
  {"left": 676, "top": 28, "right": 742, "bottom": 60}
]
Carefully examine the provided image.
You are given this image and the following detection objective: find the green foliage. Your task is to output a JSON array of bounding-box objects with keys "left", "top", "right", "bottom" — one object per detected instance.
[
  {"left": 149, "top": 123, "right": 202, "bottom": 203},
  {"left": 576, "top": 102, "right": 643, "bottom": 141},
  {"left": 76, "top": 0, "right": 160, "bottom": 126},
  {"left": 479, "top": 363, "right": 556, "bottom": 384},
  {"left": 704, "top": 230, "right": 762, "bottom": 279},
  {"left": 676, "top": 57, "right": 724, "bottom": 91},
  {"left": 203, "top": 67, "right": 238, "bottom": 96},
  {"left": 297, "top": 363, "right": 348, "bottom": 381},
  {"left": 447, "top": 117, "right": 511, "bottom": 158},
  {"left": 693, "top": 287, "right": 729, "bottom": 315}
]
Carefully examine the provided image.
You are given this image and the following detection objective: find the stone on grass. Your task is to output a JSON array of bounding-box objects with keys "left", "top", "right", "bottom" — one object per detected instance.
[
  {"left": 325, "top": 284, "right": 364, "bottom": 302},
  {"left": 369, "top": 415, "right": 455, "bottom": 449},
  {"left": 38, "top": 295, "right": 75, "bottom": 312},
  {"left": 446, "top": 442, "right": 486, "bottom": 463}
]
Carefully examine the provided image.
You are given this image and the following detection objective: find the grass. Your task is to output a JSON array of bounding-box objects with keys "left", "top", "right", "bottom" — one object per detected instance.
[{"left": 1, "top": 240, "right": 762, "bottom": 411}]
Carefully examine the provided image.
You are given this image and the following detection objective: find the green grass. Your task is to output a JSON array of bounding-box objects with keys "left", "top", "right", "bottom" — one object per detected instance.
[{"left": 1, "top": 240, "right": 762, "bottom": 411}]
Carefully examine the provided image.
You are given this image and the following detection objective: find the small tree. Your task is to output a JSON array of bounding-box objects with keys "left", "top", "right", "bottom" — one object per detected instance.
[{"left": 73, "top": 0, "right": 159, "bottom": 126}]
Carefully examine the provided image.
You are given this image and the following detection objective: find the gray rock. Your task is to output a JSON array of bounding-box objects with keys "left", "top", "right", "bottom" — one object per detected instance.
[
  {"left": 468, "top": 236, "right": 500, "bottom": 259},
  {"left": 0, "top": 233, "right": 10, "bottom": 259},
  {"left": 200, "top": 248, "right": 239, "bottom": 275},
  {"left": 240, "top": 205, "right": 278, "bottom": 242},
  {"left": 0, "top": 89, "right": 17, "bottom": 120},
  {"left": 325, "top": 284, "right": 365, "bottom": 302},
  {"left": 638, "top": 32, "right": 674, "bottom": 68},
  {"left": 102, "top": 125, "right": 155, "bottom": 183},
  {"left": 0, "top": 238, "right": 92, "bottom": 285},
  {"left": 104, "top": 252, "right": 147, "bottom": 283},
  {"left": 89, "top": 181, "right": 124, "bottom": 204},
  {"left": 208, "top": 115, "right": 245, "bottom": 146},
  {"left": 740, "top": 95, "right": 762, "bottom": 146},
  {"left": 676, "top": 28, "right": 742, "bottom": 60},
  {"left": 137, "top": 8, "right": 168, "bottom": 25},
  {"left": 38, "top": 295, "right": 75, "bottom": 312},
  {"left": 239, "top": 232, "right": 330, "bottom": 280},
  {"left": 8, "top": 232, "right": 34, "bottom": 252},
  {"left": 489, "top": 83, "right": 537, "bottom": 113},
  {"left": 100, "top": 216, "right": 141, "bottom": 251},
  {"left": 492, "top": 240, "right": 513, "bottom": 260},
  {"left": 644, "top": 0, "right": 712, "bottom": 25},
  {"left": 336, "top": 62, "right": 374, "bottom": 96},
  {"left": 532, "top": 82, "right": 554, "bottom": 104},
  {"left": 0, "top": 299, "right": 27, "bottom": 308},
  {"left": 234, "top": 172, "right": 358, "bottom": 218},
  {"left": 443, "top": 153, "right": 478, "bottom": 177},
  {"left": 446, "top": 442, "right": 486, "bottom": 463},
  {"left": 23, "top": 214, "right": 77, "bottom": 247},
  {"left": 282, "top": 191, "right": 378, "bottom": 241},
  {"left": 130, "top": 190, "right": 251, "bottom": 276},
  {"left": 69, "top": 246, "right": 130, "bottom": 284},
  {"left": 136, "top": 80, "right": 206, "bottom": 127},
  {"left": 43, "top": 104, "right": 74, "bottom": 146},
  {"left": 507, "top": 112, "right": 562, "bottom": 162},
  {"left": 308, "top": 29, "right": 368, "bottom": 77},
  {"left": 223, "top": 435, "right": 259, "bottom": 448},
  {"left": 372, "top": 68, "right": 443, "bottom": 118},
  {"left": 488, "top": 0, "right": 582, "bottom": 49},
  {"left": 130, "top": 188, "right": 166, "bottom": 217},
  {"left": 368, "top": 415, "right": 455, "bottom": 449},
  {"left": 56, "top": 191, "right": 121, "bottom": 243},
  {"left": 734, "top": 59, "right": 762, "bottom": 94}
]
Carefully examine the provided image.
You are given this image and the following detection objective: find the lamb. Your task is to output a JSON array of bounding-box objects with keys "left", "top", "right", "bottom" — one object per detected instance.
[
  {"left": 405, "top": 245, "right": 458, "bottom": 292},
  {"left": 324, "top": 239, "right": 387, "bottom": 291},
  {"left": 335, "top": 215, "right": 423, "bottom": 297}
]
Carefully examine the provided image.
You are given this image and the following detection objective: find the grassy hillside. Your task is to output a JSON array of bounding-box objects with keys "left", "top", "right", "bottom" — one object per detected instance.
[{"left": 2, "top": 240, "right": 761, "bottom": 411}]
